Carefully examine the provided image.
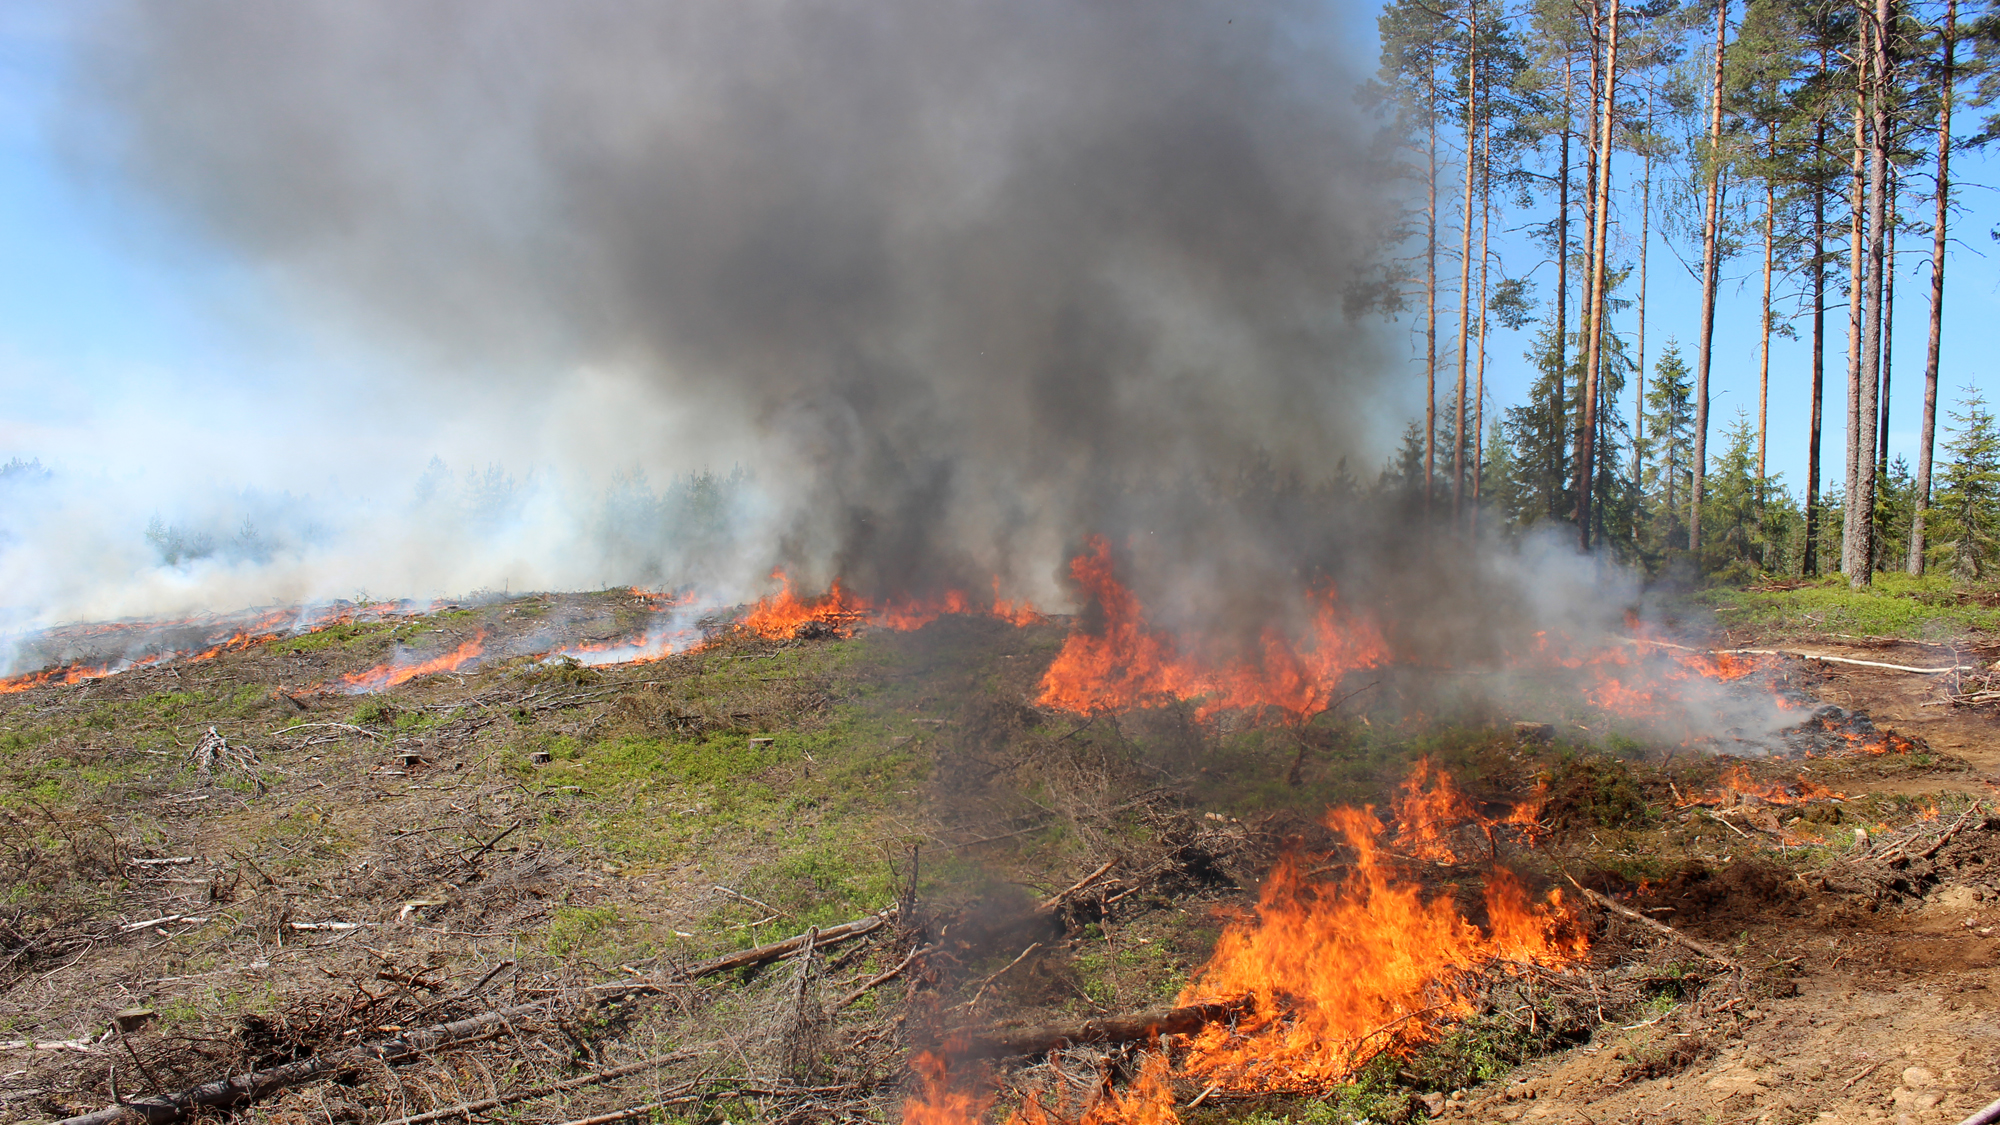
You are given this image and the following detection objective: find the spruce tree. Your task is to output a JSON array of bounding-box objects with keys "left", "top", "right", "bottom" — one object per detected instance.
[
  {"left": 1930, "top": 390, "right": 2000, "bottom": 577},
  {"left": 1639, "top": 341, "right": 1696, "bottom": 555}
]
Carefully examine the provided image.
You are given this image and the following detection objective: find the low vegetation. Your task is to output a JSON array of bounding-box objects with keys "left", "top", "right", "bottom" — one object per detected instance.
[{"left": 0, "top": 589, "right": 1993, "bottom": 1125}]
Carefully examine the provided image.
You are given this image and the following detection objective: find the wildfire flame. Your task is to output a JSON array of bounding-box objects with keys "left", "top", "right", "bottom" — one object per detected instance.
[
  {"left": 908, "top": 764, "right": 1581, "bottom": 1125},
  {"left": 904, "top": 1052, "right": 996, "bottom": 1125},
  {"left": 0, "top": 602, "right": 414, "bottom": 695},
  {"left": 340, "top": 633, "right": 486, "bottom": 693},
  {"left": 1174, "top": 812, "right": 1582, "bottom": 1094},
  {"left": 738, "top": 571, "right": 1046, "bottom": 639},
  {"left": 543, "top": 591, "right": 703, "bottom": 667},
  {"left": 1392, "top": 757, "right": 1490, "bottom": 863},
  {"left": 1517, "top": 630, "right": 1803, "bottom": 742},
  {"left": 1678, "top": 764, "right": 1843, "bottom": 807},
  {"left": 1034, "top": 537, "right": 1386, "bottom": 721}
]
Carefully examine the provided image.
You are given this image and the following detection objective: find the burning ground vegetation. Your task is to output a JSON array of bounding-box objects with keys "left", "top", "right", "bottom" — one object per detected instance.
[{"left": 0, "top": 577, "right": 1998, "bottom": 1125}]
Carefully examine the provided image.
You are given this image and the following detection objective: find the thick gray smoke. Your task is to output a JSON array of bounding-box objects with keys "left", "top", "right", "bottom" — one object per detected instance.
[{"left": 57, "top": 0, "right": 1404, "bottom": 610}]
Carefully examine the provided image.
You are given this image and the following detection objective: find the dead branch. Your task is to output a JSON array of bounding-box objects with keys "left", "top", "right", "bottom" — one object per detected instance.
[
  {"left": 834, "top": 945, "right": 929, "bottom": 1010},
  {"left": 377, "top": 1050, "right": 694, "bottom": 1125},
  {"left": 271, "top": 722, "right": 381, "bottom": 740},
  {"left": 541, "top": 1090, "right": 707, "bottom": 1125},
  {"left": 50, "top": 908, "right": 895, "bottom": 1125},
  {"left": 946, "top": 996, "right": 1255, "bottom": 1059},
  {"left": 960, "top": 943, "right": 1042, "bottom": 1011},
  {"left": 607, "top": 909, "right": 893, "bottom": 989},
  {"left": 1034, "top": 857, "right": 1120, "bottom": 914},
  {"left": 543, "top": 1081, "right": 861, "bottom": 1125},
  {"left": 1565, "top": 875, "right": 1742, "bottom": 970}
]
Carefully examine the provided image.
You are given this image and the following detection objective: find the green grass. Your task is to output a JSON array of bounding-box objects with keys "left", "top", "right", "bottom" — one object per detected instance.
[
  {"left": 264, "top": 620, "right": 392, "bottom": 655},
  {"left": 1700, "top": 572, "right": 2000, "bottom": 638}
]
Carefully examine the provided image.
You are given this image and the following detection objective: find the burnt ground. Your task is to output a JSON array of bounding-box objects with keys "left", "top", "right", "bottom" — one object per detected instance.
[
  {"left": 1456, "top": 635, "right": 2000, "bottom": 1125},
  {"left": 0, "top": 595, "right": 1996, "bottom": 1125}
]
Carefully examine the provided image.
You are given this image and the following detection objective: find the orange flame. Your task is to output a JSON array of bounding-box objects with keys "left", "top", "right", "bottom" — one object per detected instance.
[
  {"left": 1678, "top": 764, "right": 1843, "bottom": 807},
  {"left": 904, "top": 1052, "right": 995, "bottom": 1125},
  {"left": 0, "top": 653, "right": 168, "bottom": 694},
  {"left": 0, "top": 602, "right": 410, "bottom": 695},
  {"left": 1521, "top": 631, "right": 1801, "bottom": 736},
  {"left": 739, "top": 571, "right": 1044, "bottom": 639},
  {"left": 1392, "top": 757, "right": 1486, "bottom": 862},
  {"left": 991, "top": 576, "right": 1046, "bottom": 627},
  {"left": 1173, "top": 803, "right": 1582, "bottom": 1094},
  {"left": 741, "top": 572, "right": 874, "bottom": 638},
  {"left": 904, "top": 766, "right": 1582, "bottom": 1125},
  {"left": 544, "top": 591, "right": 702, "bottom": 667},
  {"left": 341, "top": 633, "right": 486, "bottom": 693},
  {"left": 1034, "top": 538, "right": 1385, "bottom": 720}
]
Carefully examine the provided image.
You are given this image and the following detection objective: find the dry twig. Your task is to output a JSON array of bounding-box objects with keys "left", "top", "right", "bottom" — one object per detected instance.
[{"left": 1564, "top": 875, "right": 1742, "bottom": 970}]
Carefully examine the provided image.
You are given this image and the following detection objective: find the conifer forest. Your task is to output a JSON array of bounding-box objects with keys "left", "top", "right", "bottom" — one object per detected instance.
[{"left": 1370, "top": 0, "right": 1998, "bottom": 584}]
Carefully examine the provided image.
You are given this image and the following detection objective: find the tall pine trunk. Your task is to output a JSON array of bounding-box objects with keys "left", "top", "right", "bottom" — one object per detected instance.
[
  {"left": 1425, "top": 75, "right": 1440, "bottom": 509},
  {"left": 1878, "top": 175, "right": 1897, "bottom": 477},
  {"left": 1453, "top": 0, "right": 1479, "bottom": 515},
  {"left": 1843, "top": 12, "right": 1870, "bottom": 581},
  {"left": 1806, "top": 117, "right": 1828, "bottom": 576},
  {"left": 1553, "top": 67, "right": 1572, "bottom": 523},
  {"left": 1634, "top": 100, "right": 1653, "bottom": 487},
  {"left": 1910, "top": 0, "right": 1953, "bottom": 573},
  {"left": 1757, "top": 128, "right": 1775, "bottom": 569},
  {"left": 1692, "top": 0, "right": 1729, "bottom": 558},
  {"left": 1474, "top": 106, "right": 1492, "bottom": 522},
  {"left": 1851, "top": 0, "right": 1891, "bottom": 587},
  {"left": 1758, "top": 128, "right": 1775, "bottom": 484},
  {"left": 1578, "top": 0, "right": 1620, "bottom": 549}
]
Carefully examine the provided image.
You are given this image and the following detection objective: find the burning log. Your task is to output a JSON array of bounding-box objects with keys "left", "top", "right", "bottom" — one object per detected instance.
[{"left": 945, "top": 996, "right": 1256, "bottom": 1059}]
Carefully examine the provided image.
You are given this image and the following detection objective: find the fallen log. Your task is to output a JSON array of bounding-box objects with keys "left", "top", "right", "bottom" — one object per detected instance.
[
  {"left": 947, "top": 996, "right": 1255, "bottom": 1059},
  {"left": 1629, "top": 638, "right": 1972, "bottom": 675},
  {"left": 50, "top": 908, "right": 895, "bottom": 1125}
]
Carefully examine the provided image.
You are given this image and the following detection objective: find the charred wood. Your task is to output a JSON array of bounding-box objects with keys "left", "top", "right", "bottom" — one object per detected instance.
[{"left": 945, "top": 995, "right": 1254, "bottom": 1059}]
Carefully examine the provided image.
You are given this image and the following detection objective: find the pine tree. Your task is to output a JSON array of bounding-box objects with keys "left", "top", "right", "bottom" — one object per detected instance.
[
  {"left": 1379, "top": 421, "right": 1432, "bottom": 501},
  {"left": 1376, "top": 0, "right": 1460, "bottom": 504}
]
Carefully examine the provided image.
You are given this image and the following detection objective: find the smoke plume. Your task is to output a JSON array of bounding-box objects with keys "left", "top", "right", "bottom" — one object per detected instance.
[{"left": 49, "top": 0, "right": 1404, "bottom": 618}]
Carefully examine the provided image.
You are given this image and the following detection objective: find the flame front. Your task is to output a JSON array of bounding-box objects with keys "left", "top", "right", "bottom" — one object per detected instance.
[
  {"left": 1034, "top": 538, "right": 1386, "bottom": 720},
  {"left": 0, "top": 601, "right": 412, "bottom": 694},
  {"left": 1680, "top": 764, "right": 1843, "bottom": 806},
  {"left": 738, "top": 571, "right": 1045, "bottom": 639},
  {"left": 1392, "top": 757, "right": 1485, "bottom": 863},
  {"left": 1173, "top": 804, "right": 1582, "bottom": 1094},
  {"left": 903, "top": 764, "right": 1580, "bottom": 1125},
  {"left": 341, "top": 633, "right": 486, "bottom": 693}
]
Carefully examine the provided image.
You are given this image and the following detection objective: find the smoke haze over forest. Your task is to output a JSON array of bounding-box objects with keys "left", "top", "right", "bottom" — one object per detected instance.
[{"left": 0, "top": 0, "right": 1439, "bottom": 640}]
